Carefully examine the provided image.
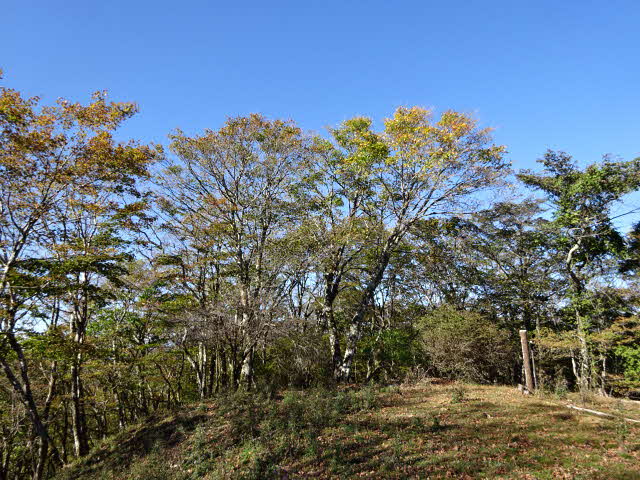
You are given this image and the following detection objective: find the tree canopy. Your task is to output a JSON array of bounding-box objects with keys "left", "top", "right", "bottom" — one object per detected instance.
[{"left": 1, "top": 78, "right": 639, "bottom": 480}]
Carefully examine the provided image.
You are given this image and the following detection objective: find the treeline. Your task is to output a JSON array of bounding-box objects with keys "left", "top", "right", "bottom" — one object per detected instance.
[{"left": 1, "top": 80, "right": 640, "bottom": 479}]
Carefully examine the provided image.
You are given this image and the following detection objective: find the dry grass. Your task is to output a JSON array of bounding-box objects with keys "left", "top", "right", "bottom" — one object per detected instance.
[{"left": 57, "top": 382, "right": 640, "bottom": 479}]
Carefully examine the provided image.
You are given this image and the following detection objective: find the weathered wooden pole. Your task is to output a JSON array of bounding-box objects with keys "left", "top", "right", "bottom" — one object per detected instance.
[{"left": 519, "top": 329, "right": 535, "bottom": 393}]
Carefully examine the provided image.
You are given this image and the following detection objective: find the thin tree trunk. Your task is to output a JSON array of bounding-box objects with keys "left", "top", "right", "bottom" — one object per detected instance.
[
  {"left": 238, "top": 284, "right": 255, "bottom": 389},
  {"left": 0, "top": 332, "right": 62, "bottom": 474},
  {"left": 575, "top": 309, "right": 591, "bottom": 392},
  {"left": 566, "top": 241, "right": 592, "bottom": 392},
  {"left": 320, "top": 303, "right": 342, "bottom": 379},
  {"left": 599, "top": 354, "right": 608, "bottom": 396},
  {"left": 519, "top": 329, "right": 535, "bottom": 392},
  {"left": 570, "top": 349, "right": 581, "bottom": 387},
  {"left": 241, "top": 347, "right": 254, "bottom": 390},
  {"left": 70, "top": 357, "right": 89, "bottom": 457},
  {"left": 70, "top": 282, "right": 90, "bottom": 458},
  {"left": 337, "top": 242, "right": 396, "bottom": 382}
]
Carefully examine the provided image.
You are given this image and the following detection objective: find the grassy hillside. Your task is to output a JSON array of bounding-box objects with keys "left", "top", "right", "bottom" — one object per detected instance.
[{"left": 57, "top": 381, "right": 640, "bottom": 479}]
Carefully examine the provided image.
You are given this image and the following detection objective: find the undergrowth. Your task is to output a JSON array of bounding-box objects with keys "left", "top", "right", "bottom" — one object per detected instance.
[{"left": 56, "top": 383, "right": 640, "bottom": 480}]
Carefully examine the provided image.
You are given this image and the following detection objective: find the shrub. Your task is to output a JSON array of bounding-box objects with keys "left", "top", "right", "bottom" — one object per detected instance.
[
  {"left": 418, "top": 305, "right": 516, "bottom": 383},
  {"left": 403, "top": 365, "right": 430, "bottom": 386},
  {"left": 205, "top": 386, "right": 381, "bottom": 478},
  {"left": 182, "top": 425, "right": 218, "bottom": 478},
  {"left": 257, "top": 330, "right": 333, "bottom": 390},
  {"left": 450, "top": 384, "right": 467, "bottom": 403},
  {"left": 357, "top": 325, "right": 423, "bottom": 382}
]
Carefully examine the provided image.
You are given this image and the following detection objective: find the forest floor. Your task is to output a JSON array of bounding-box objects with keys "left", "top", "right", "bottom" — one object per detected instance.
[{"left": 57, "top": 381, "right": 640, "bottom": 479}]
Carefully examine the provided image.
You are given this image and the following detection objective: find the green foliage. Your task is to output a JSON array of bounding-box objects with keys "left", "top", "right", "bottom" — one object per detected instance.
[
  {"left": 178, "top": 386, "right": 382, "bottom": 479},
  {"left": 418, "top": 305, "right": 516, "bottom": 383},
  {"left": 257, "top": 331, "right": 332, "bottom": 389},
  {"left": 450, "top": 384, "right": 467, "bottom": 403},
  {"left": 181, "top": 425, "right": 218, "bottom": 478},
  {"left": 4, "top": 73, "right": 640, "bottom": 480},
  {"left": 357, "top": 324, "right": 423, "bottom": 382},
  {"left": 55, "top": 383, "right": 640, "bottom": 480},
  {"left": 615, "top": 345, "right": 640, "bottom": 384},
  {"left": 518, "top": 150, "right": 640, "bottom": 281},
  {"left": 599, "top": 316, "right": 640, "bottom": 394}
]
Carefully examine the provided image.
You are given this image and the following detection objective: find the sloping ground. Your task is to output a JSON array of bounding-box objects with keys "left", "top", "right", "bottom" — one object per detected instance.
[{"left": 57, "top": 382, "right": 640, "bottom": 480}]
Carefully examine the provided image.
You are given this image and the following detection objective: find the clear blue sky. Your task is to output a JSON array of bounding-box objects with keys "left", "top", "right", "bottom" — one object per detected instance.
[{"left": 3, "top": 1, "right": 639, "bottom": 176}]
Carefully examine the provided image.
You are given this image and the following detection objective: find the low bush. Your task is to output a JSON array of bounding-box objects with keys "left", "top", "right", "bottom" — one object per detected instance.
[
  {"left": 181, "top": 386, "right": 381, "bottom": 478},
  {"left": 418, "top": 305, "right": 516, "bottom": 383}
]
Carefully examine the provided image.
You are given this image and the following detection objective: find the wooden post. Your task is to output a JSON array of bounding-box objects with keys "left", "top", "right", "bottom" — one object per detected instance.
[{"left": 519, "top": 329, "right": 535, "bottom": 393}]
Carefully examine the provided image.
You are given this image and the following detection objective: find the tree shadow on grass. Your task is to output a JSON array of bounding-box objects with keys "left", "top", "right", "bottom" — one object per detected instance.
[
  {"left": 295, "top": 399, "right": 637, "bottom": 479},
  {"left": 57, "top": 412, "right": 208, "bottom": 479}
]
